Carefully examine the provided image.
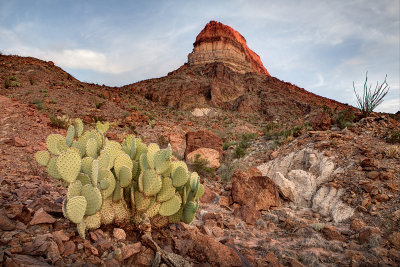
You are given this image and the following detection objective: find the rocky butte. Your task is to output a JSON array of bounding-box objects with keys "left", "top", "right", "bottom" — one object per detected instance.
[
  {"left": 124, "top": 20, "right": 348, "bottom": 121},
  {"left": 187, "top": 21, "right": 270, "bottom": 76}
]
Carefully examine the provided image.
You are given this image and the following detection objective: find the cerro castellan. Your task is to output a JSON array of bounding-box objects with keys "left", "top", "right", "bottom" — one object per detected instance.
[{"left": 187, "top": 20, "right": 271, "bottom": 76}]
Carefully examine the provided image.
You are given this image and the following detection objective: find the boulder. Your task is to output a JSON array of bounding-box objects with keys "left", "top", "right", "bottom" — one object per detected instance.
[
  {"left": 272, "top": 172, "right": 297, "bottom": 202},
  {"left": 310, "top": 112, "right": 332, "bottom": 131},
  {"left": 187, "top": 148, "right": 220, "bottom": 169},
  {"left": 231, "top": 169, "right": 280, "bottom": 211},
  {"left": 184, "top": 130, "right": 223, "bottom": 159}
]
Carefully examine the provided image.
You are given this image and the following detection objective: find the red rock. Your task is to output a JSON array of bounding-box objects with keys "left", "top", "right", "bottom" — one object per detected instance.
[
  {"left": 135, "top": 247, "right": 155, "bottom": 266},
  {"left": 0, "top": 209, "right": 16, "bottom": 231},
  {"left": 350, "top": 219, "right": 366, "bottom": 232},
  {"left": 321, "top": 225, "right": 346, "bottom": 242},
  {"left": 218, "top": 196, "right": 231, "bottom": 207},
  {"left": 231, "top": 169, "right": 280, "bottom": 211},
  {"left": 190, "top": 21, "right": 270, "bottom": 76},
  {"left": 388, "top": 232, "right": 400, "bottom": 248},
  {"left": 187, "top": 148, "right": 220, "bottom": 168},
  {"left": 265, "top": 251, "right": 279, "bottom": 267},
  {"left": 360, "top": 158, "right": 374, "bottom": 168},
  {"left": 367, "top": 171, "right": 380, "bottom": 180},
  {"left": 113, "top": 228, "right": 126, "bottom": 240},
  {"left": 310, "top": 112, "right": 332, "bottom": 131},
  {"left": 63, "top": 241, "right": 76, "bottom": 256},
  {"left": 29, "top": 208, "right": 56, "bottom": 225},
  {"left": 187, "top": 229, "right": 242, "bottom": 267},
  {"left": 121, "top": 242, "right": 142, "bottom": 260},
  {"left": 359, "top": 227, "right": 381, "bottom": 244},
  {"left": 233, "top": 205, "right": 260, "bottom": 225},
  {"left": 104, "top": 259, "right": 120, "bottom": 267},
  {"left": 200, "top": 184, "right": 217, "bottom": 203},
  {"left": 184, "top": 130, "right": 223, "bottom": 159},
  {"left": 14, "top": 137, "right": 27, "bottom": 147},
  {"left": 380, "top": 171, "right": 394, "bottom": 180},
  {"left": 374, "top": 193, "right": 389, "bottom": 202},
  {"left": 289, "top": 258, "right": 305, "bottom": 267}
]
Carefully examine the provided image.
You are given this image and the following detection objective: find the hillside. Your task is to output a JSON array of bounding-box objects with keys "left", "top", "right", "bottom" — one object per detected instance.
[{"left": 0, "top": 21, "right": 399, "bottom": 266}]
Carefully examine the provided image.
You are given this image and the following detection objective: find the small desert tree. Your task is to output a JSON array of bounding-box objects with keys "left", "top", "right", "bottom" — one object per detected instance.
[{"left": 353, "top": 71, "right": 390, "bottom": 117}]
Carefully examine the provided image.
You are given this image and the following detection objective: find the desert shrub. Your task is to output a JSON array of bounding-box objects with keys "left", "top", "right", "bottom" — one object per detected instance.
[
  {"left": 32, "top": 98, "right": 43, "bottom": 110},
  {"left": 223, "top": 141, "right": 236, "bottom": 150},
  {"left": 157, "top": 135, "right": 169, "bottom": 149},
  {"left": 233, "top": 133, "right": 257, "bottom": 158},
  {"left": 4, "top": 79, "right": 11, "bottom": 89},
  {"left": 336, "top": 108, "right": 355, "bottom": 129},
  {"left": 94, "top": 99, "right": 104, "bottom": 109},
  {"left": 188, "top": 154, "right": 215, "bottom": 177},
  {"left": 353, "top": 71, "right": 390, "bottom": 117},
  {"left": 29, "top": 76, "right": 34, "bottom": 85},
  {"left": 34, "top": 120, "right": 204, "bottom": 239},
  {"left": 386, "top": 128, "right": 400, "bottom": 144},
  {"left": 384, "top": 145, "right": 400, "bottom": 158},
  {"left": 50, "top": 114, "right": 71, "bottom": 129}
]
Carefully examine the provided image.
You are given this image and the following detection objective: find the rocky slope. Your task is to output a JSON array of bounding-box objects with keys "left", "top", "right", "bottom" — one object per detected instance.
[{"left": 0, "top": 21, "right": 399, "bottom": 266}]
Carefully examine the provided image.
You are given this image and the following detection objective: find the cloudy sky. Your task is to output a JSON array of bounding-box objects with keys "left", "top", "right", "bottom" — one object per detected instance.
[{"left": 1, "top": 0, "right": 399, "bottom": 113}]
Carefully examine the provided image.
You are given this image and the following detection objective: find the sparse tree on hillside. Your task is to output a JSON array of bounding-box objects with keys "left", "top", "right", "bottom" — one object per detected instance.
[{"left": 353, "top": 71, "right": 390, "bottom": 117}]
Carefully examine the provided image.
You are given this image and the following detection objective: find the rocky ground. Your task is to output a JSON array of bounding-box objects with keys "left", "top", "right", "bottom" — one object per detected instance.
[{"left": 1, "top": 55, "right": 400, "bottom": 266}]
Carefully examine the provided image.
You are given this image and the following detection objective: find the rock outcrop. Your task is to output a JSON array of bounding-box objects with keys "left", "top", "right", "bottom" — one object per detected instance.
[
  {"left": 257, "top": 147, "right": 354, "bottom": 222},
  {"left": 188, "top": 21, "right": 270, "bottom": 76}
]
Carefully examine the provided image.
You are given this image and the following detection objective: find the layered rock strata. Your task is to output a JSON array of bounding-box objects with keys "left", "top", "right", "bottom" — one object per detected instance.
[{"left": 188, "top": 21, "right": 270, "bottom": 76}]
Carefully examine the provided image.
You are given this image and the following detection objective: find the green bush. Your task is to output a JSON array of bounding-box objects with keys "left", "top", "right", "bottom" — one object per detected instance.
[
  {"left": 386, "top": 128, "right": 400, "bottom": 144},
  {"left": 34, "top": 120, "right": 204, "bottom": 239},
  {"left": 188, "top": 154, "right": 215, "bottom": 178},
  {"left": 336, "top": 108, "right": 355, "bottom": 129}
]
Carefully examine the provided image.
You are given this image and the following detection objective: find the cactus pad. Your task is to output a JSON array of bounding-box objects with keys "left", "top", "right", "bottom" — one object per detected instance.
[
  {"left": 114, "top": 153, "right": 133, "bottom": 175},
  {"left": 182, "top": 201, "right": 199, "bottom": 224},
  {"left": 154, "top": 150, "right": 170, "bottom": 174},
  {"left": 135, "top": 191, "right": 151, "bottom": 212},
  {"left": 74, "top": 118, "right": 84, "bottom": 137},
  {"left": 56, "top": 150, "right": 81, "bottom": 183},
  {"left": 134, "top": 140, "right": 147, "bottom": 161},
  {"left": 46, "top": 134, "right": 65, "bottom": 155},
  {"left": 77, "top": 173, "right": 91, "bottom": 185},
  {"left": 146, "top": 143, "right": 160, "bottom": 169},
  {"left": 112, "top": 199, "right": 131, "bottom": 224},
  {"left": 96, "top": 121, "right": 109, "bottom": 133},
  {"left": 159, "top": 194, "right": 181, "bottom": 217},
  {"left": 77, "top": 221, "right": 86, "bottom": 239},
  {"left": 86, "top": 138, "right": 98, "bottom": 158},
  {"left": 72, "top": 139, "right": 86, "bottom": 157},
  {"left": 195, "top": 183, "right": 205, "bottom": 200},
  {"left": 66, "top": 125, "right": 75, "bottom": 147},
  {"left": 67, "top": 180, "right": 82, "bottom": 200},
  {"left": 172, "top": 166, "right": 189, "bottom": 188},
  {"left": 139, "top": 153, "right": 150, "bottom": 170},
  {"left": 144, "top": 198, "right": 161, "bottom": 218},
  {"left": 168, "top": 207, "right": 183, "bottom": 223},
  {"left": 46, "top": 157, "right": 61, "bottom": 179},
  {"left": 151, "top": 215, "right": 169, "bottom": 228},
  {"left": 84, "top": 212, "right": 101, "bottom": 230},
  {"left": 119, "top": 165, "right": 132, "bottom": 188},
  {"left": 35, "top": 150, "right": 50, "bottom": 166},
  {"left": 100, "top": 197, "right": 115, "bottom": 225},
  {"left": 157, "top": 177, "right": 175, "bottom": 202},
  {"left": 100, "top": 169, "right": 115, "bottom": 199},
  {"left": 98, "top": 150, "right": 111, "bottom": 169},
  {"left": 81, "top": 184, "right": 102, "bottom": 216},
  {"left": 66, "top": 196, "right": 87, "bottom": 224},
  {"left": 142, "top": 169, "right": 162, "bottom": 197},
  {"left": 81, "top": 157, "right": 93, "bottom": 177}
]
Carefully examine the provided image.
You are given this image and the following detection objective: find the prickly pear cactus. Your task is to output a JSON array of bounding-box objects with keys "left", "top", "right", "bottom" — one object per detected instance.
[{"left": 35, "top": 120, "right": 204, "bottom": 238}]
